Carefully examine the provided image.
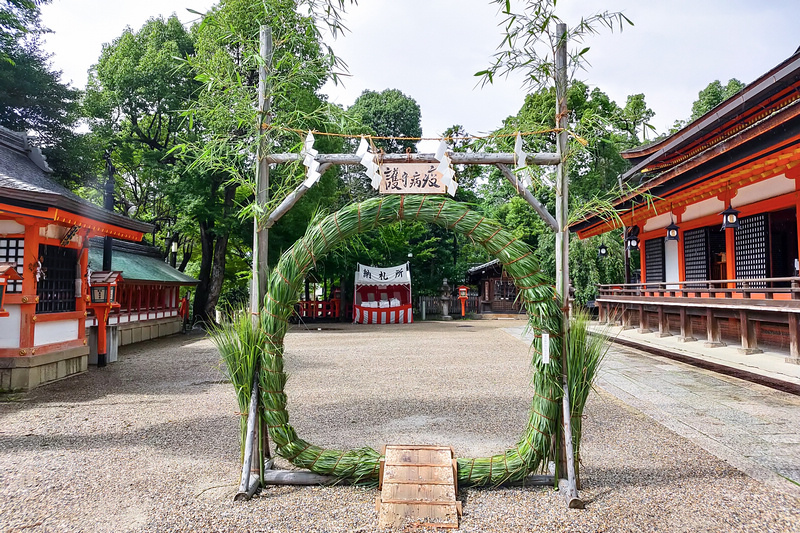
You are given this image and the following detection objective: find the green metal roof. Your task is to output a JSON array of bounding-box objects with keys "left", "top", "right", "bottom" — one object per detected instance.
[{"left": 88, "top": 248, "right": 198, "bottom": 285}]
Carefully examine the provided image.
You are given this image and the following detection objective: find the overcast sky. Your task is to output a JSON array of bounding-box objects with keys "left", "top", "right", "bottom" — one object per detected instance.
[{"left": 39, "top": 0, "right": 800, "bottom": 149}]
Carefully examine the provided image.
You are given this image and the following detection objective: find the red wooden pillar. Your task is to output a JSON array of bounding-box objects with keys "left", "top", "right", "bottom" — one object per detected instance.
[{"left": 19, "top": 223, "right": 42, "bottom": 354}]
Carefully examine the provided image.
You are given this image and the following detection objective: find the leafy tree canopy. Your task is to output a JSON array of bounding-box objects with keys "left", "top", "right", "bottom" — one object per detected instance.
[
  {"left": 348, "top": 89, "right": 422, "bottom": 153},
  {"left": 690, "top": 78, "right": 745, "bottom": 121}
]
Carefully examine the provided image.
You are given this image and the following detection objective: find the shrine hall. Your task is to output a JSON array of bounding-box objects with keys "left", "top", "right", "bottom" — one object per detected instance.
[{"left": 573, "top": 48, "right": 800, "bottom": 364}]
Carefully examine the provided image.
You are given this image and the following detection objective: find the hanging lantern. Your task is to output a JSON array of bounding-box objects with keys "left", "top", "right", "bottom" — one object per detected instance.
[
  {"left": 598, "top": 244, "right": 608, "bottom": 258},
  {"left": 665, "top": 220, "right": 680, "bottom": 241},
  {"left": 625, "top": 226, "right": 640, "bottom": 251},
  {"left": 720, "top": 204, "right": 740, "bottom": 230}
]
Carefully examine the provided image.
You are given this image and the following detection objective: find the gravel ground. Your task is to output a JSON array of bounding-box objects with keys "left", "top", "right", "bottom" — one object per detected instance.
[{"left": 1, "top": 320, "right": 798, "bottom": 532}]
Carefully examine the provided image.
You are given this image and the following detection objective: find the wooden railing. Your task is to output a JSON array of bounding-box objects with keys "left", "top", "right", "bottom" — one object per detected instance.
[
  {"left": 595, "top": 276, "right": 800, "bottom": 363},
  {"left": 296, "top": 299, "right": 341, "bottom": 319},
  {"left": 598, "top": 277, "right": 800, "bottom": 301}
]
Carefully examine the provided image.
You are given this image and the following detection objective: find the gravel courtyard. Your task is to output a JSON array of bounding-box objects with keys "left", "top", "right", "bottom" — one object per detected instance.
[{"left": 1, "top": 321, "right": 799, "bottom": 532}]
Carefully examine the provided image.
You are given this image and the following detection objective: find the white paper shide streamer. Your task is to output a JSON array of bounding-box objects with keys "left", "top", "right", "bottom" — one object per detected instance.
[
  {"left": 302, "top": 132, "right": 321, "bottom": 188},
  {"left": 433, "top": 139, "right": 458, "bottom": 197},
  {"left": 513, "top": 132, "right": 533, "bottom": 188},
  {"left": 356, "top": 136, "right": 382, "bottom": 189}
]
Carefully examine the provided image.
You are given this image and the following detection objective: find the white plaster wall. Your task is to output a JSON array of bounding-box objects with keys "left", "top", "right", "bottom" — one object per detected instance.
[
  {"left": 0, "top": 220, "right": 25, "bottom": 234},
  {"left": 34, "top": 319, "right": 79, "bottom": 346},
  {"left": 732, "top": 174, "right": 795, "bottom": 208},
  {"left": 0, "top": 305, "right": 21, "bottom": 348},
  {"left": 643, "top": 212, "right": 673, "bottom": 232},
  {"left": 665, "top": 239, "right": 680, "bottom": 288},
  {"left": 682, "top": 197, "right": 725, "bottom": 223}
]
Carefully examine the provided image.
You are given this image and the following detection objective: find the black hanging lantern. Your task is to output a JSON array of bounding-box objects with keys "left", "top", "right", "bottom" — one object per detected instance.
[
  {"left": 720, "top": 204, "right": 740, "bottom": 230},
  {"left": 625, "top": 225, "right": 640, "bottom": 251},
  {"left": 598, "top": 244, "right": 609, "bottom": 258},
  {"left": 665, "top": 219, "right": 680, "bottom": 241}
]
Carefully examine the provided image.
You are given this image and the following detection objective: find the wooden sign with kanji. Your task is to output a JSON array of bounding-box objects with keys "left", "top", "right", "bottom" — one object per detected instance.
[{"left": 379, "top": 163, "right": 445, "bottom": 194}]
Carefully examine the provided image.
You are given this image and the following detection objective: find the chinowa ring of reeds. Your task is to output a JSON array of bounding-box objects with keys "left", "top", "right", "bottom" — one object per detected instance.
[{"left": 214, "top": 194, "right": 607, "bottom": 487}]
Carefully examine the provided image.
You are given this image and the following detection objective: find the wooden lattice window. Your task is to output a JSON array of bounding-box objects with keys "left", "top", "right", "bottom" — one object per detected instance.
[
  {"left": 644, "top": 238, "right": 665, "bottom": 284},
  {"left": 683, "top": 228, "right": 709, "bottom": 283},
  {"left": 735, "top": 213, "right": 769, "bottom": 288},
  {"left": 36, "top": 244, "right": 77, "bottom": 314},
  {"left": 0, "top": 238, "right": 24, "bottom": 293}
]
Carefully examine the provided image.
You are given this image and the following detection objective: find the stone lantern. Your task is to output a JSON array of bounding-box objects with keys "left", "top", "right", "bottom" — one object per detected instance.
[{"left": 440, "top": 278, "right": 452, "bottom": 321}]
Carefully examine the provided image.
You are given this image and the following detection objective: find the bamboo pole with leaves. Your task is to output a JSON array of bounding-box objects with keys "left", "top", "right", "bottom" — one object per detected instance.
[
  {"left": 236, "top": 25, "right": 273, "bottom": 501},
  {"left": 554, "top": 22, "right": 581, "bottom": 508}
]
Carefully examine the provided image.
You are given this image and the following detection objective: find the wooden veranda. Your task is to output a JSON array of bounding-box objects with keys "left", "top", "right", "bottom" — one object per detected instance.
[{"left": 597, "top": 276, "right": 800, "bottom": 364}]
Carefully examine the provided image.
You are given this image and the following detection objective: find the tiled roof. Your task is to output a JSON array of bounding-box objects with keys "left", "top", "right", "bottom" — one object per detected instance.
[
  {"left": 0, "top": 126, "right": 153, "bottom": 235},
  {"left": 88, "top": 239, "right": 197, "bottom": 284}
]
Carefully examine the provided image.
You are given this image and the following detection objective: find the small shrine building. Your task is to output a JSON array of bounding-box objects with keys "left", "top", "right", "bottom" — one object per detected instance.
[{"left": 0, "top": 126, "right": 183, "bottom": 390}]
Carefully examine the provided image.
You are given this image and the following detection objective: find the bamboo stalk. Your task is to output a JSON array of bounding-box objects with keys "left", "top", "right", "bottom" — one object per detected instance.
[{"left": 554, "top": 22, "right": 582, "bottom": 508}]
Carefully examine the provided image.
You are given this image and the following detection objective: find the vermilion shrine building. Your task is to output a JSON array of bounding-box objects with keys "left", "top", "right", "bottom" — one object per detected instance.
[
  {"left": 573, "top": 49, "right": 800, "bottom": 364},
  {"left": 0, "top": 127, "right": 193, "bottom": 390}
]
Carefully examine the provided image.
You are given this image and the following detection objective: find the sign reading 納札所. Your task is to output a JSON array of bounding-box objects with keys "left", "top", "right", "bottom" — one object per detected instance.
[{"left": 379, "top": 163, "right": 445, "bottom": 194}]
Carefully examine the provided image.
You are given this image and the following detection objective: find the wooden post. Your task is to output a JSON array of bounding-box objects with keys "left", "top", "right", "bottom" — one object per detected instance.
[
  {"left": 704, "top": 308, "right": 725, "bottom": 347},
  {"left": 638, "top": 304, "right": 651, "bottom": 333},
  {"left": 788, "top": 313, "right": 800, "bottom": 364},
  {"left": 738, "top": 310, "right": 761, "bottom": 354},
  {"left": 252, "top": 26, "right": 272, "bottom": 309},
  {"left": 656, "top": 306, "right": 671, "bottom": 337},
  {"left": 621, "top": 306, "right": 634, "bottom": 330},
  {"left": 554, "top": 23, "right": 582, "bottom": 509},
  {"left": 678, "top": 307, "right": 696, "bottom": 342},
  {"left": 789, "top": 280, "right": 800, "bottom": 364}
]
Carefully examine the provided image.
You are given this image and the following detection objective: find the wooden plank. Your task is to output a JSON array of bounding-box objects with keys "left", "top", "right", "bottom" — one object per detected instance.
[{"left": 378, "top": 445, "right": 458, "bottom": 530}]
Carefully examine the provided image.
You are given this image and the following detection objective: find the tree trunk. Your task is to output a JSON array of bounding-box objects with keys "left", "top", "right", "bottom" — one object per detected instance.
[
  {"left": 203, "top": 183, "right": 237, "bottom": 320},
  {"left": 193, "top": 220, "right": 215, "bottom": 325}
]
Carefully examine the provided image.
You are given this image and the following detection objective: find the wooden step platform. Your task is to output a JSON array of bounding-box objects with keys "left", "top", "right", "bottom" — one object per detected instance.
[{"left": 377, "top": 445, "right": 461, "bottom": 530}]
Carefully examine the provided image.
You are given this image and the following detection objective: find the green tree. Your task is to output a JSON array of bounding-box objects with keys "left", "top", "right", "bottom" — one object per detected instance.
[
  {"left": 475, "top": 82, "right": 636, "bottom": 302},
  {"left": 690, "top": 78, "right": 745, "bottom": 121},
  {"left": 84, "top": 15, "right": 197, "bottom": 254},
  {"left": 0, "top": 0, "right": 50, "bottom": 63},
  {"left": 183, "top": 0, "right": 353, "bottom": 324},
  {"left": 348, "top": 89, "right": 422, "bottom": 153},
  {"left": 0, "top": 36, "right": 80, "bottom": 144},
  {"left": 0, "top": 0, "right": 84, "bottom": 187}
]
